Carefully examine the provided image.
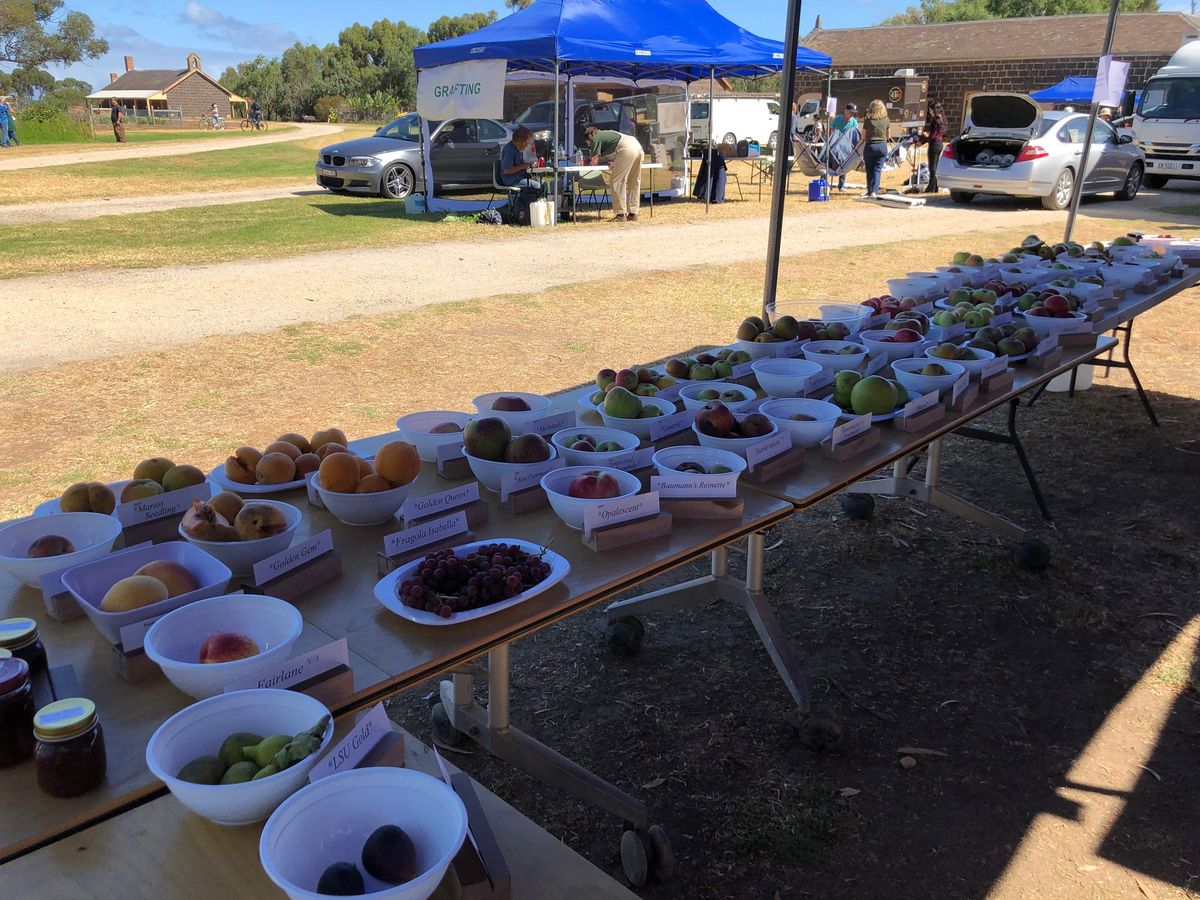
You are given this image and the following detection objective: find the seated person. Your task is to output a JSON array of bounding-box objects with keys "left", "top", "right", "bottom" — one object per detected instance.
[{"left": 500, "top": 125, "right": 541, "bottom": 190}]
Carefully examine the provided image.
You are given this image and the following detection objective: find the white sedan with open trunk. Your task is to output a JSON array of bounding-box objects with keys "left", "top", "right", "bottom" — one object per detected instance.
[{"left": 939, "top": 93, "right": 1145, "bottom": 210}]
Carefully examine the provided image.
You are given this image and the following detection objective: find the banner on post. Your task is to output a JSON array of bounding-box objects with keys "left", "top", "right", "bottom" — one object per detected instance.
[
  {"left": 1093, "top": 56, "right": 1130, "bottom": 109},
  {"left": 417, "top": 60, "right": 507, "bottom": 120}
]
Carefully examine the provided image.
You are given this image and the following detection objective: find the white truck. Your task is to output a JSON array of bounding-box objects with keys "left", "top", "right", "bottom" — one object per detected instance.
[
  {"left": 1134, "top": 40, "right": 1200, "bottom": 188},
  {"left": 689, "top": 96, "right": 818, "bottom": 150}
]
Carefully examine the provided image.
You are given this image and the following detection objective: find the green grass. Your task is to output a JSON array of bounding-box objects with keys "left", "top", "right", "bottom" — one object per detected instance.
[{"left": 13, "top": 117, "right": 92, "bottom": 143}]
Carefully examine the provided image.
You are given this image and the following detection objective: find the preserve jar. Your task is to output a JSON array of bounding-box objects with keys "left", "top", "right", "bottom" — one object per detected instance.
[
  {"left": 0, "top": 657, "right": 35, "bottom": 767},
  {"left": 33, "top": 698, "right": 106, "bottom": 798},
  {"left": 0, "top": 618, "right": 47, "bottom": 679}
]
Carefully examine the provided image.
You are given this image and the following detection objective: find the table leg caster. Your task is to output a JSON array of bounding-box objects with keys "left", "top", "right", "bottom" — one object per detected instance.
[
  {"left": 792, "top": 701, "right": 843, "bottom": 753},
  {"left": 840, "top": 494, "right": 875, "bottom": 521},
  {"left": 647, "top": 824, "right": 676, "bottom": 881},
  {"left": 621, "top": 825, "right": 674, "bottom": 886},
  {"left": 431, "top": 701, "right": 467, "bottom": 748},
  {"left": 605, "top": 616, "right": 645, "bottom": 657},
  {"left": 1011, "top": 539, "right": 1051, "bottom": 572}
]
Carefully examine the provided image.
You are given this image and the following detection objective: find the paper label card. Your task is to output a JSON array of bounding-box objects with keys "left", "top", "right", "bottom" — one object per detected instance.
[
  {"left": 864, "top": 353, "right": 889, "bottom": 376},
  {"left": 499, "top": 456, "right": 563, "bottom": 502},
  {"left": 383, "top": 511, "right": 468, "bottom": 558},
  {"left": 311, "top": 703, "right": 391, "bottom": 782},
  {"left": 981, "top": 356, "right": 1008, "bottom": 380},
  {"left": 606, "top": 447, "right": 655, "bottom": 473},
  {"left": 745, "top": 430, "right": 792, "bottom": 471},
  {"left": 783, "top": 340, "right": 810, "bottom": 359},
  {"left": 650, "top": 474, "right": 738, "bottom": 499},
  {"left": 38, "top": 540, "right": 152, "bottom": 598},
  {"left": 522, "top": 410, "right": 574, "bottom": 437},
  {"left": 582, "top": 491, "right": 660, "bottom": 538},
  {"left": 951, "top": 373, "right": 970, "bottom": 403},
  {"left": 118, "top": 613, "right": 165, "bottom": 653},
  {"left": 647, "top": 408, "right": 697, "bottom": 442},
  {"left": 830, "top": 413, "right": 872, "bottom": 449},
  {"left": 1058, "top": 317, "right": 1093, "bottom": 335},
  {"left": 803, "top": 368, "right": 835, "bottom": 394},
  {"left": 401, "top": 482, "right": 480, "bottom": 521},
  {"left": 930, "top": 322, "right": 966, "bottom": 341},
  {"left": 226, "top": 638, "right": 349, "bottom": 693},
  {"left": 990, "top": 311, "right": 1013, "bottom": 326},
  {"left": 656, "top": 383, "right": 682, "bottom": 403},
  {"left": 903, "top": 390, "right": 941, "bottom": 419},
  {"left": 115, "top": 480, "right": 211, "bottom": 527},
  {"left": 1036, "top": 336, "right": 1059, "bottom": 356},
  {"left": 731, "top": 361, "right": 756, "bottom": 378},
  {"left": 436, "top": 440, "right": 466, "bottom": 463},
  {"left": 252, "top": 530, "right": 333, "bottom": 587}
]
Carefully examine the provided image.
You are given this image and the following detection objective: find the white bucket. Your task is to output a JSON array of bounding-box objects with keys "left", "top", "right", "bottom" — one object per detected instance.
[
  {"left": 672, "top": 176, "right": 688, "bottom": 193},
  {"left": 1047, "top": 364, "right": 1094, "bottom": 393},
  {"left": 530, "top": 199, "right": 555, "bottom": 227},
  {"left": 404, "top": 193, "right": 427, "bottom": 215}
]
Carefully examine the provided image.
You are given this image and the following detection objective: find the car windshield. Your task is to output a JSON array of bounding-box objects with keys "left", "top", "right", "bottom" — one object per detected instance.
[
  {"left": 376, "top": 113, "right": 422, "bottom": 141},
  {"left": 1138, "top": 78, "right": 1200, "bottom": 119},
  {"left": 515, "top": 102, "right": 557, "bottom": 125}
]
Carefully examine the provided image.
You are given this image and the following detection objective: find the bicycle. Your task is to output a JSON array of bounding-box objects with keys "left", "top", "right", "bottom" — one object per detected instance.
[
  {"left": 201, "top": 115, "right": 226, "bottom": 131},
  {"left": 241, "top": 117, "right": 269, "bottom": 132}
]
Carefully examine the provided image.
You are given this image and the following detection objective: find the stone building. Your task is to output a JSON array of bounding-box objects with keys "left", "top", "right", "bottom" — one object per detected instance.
[
  {"left": 796, "top": 12, "right": 1200, "bottom": 132},
  {"left": 87, "top": 53, "right": 247, "bottom": 123}
]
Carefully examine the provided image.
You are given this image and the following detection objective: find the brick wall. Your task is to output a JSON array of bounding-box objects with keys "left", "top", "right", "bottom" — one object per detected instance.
[
  {"left": 165, "top": 72, "right": 233, "bottom": 119},
  {"left": 796, "top": 54, "right": 1170, "bottom": 133}
]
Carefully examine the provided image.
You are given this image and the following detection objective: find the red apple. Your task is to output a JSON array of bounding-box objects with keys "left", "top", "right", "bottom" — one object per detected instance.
[
  {"left": 1043, "top": 295, "right": 1070, "bottom": 316},
  {"left": 892, "top": 328, "right": 922, "bottom": 343},
  {"left": 862, "top": 297, "right": 882, "bottom": 313},
  {"left": 567, "top": 471, "right": 621, "bottom": 499},
  {"left": 199, "top": 631, "right": 261, "bottom": 664},
  {"left": 1026, "top": 307, "right": 1047, "bottom": 317}
]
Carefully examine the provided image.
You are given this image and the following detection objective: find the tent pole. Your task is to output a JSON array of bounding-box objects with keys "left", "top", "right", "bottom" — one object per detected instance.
[
  {"left": 762, "top": 0, "right": 805, "bottom": 320},
  {"left": 706, "top": 67, "right": 714, "bottom": 214},
  {"left": 1063, "top": 0, "right": 1119, "bottom": 244},
  {"left": 825, "top": 65, "right": 832, "bottom": 176},
  {"left": 553, "top": 62, "right": 560, "bottom": 227}
]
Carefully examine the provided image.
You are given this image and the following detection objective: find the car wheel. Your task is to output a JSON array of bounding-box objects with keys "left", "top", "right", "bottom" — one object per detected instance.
[
  {"left": 723, "top": 132, "right": 736, "bottom": 145},
  {"left": 1042, "top": 168, "right": 1074, "bottom": 210},
  {"left": 949, "top": 190, "right": 975, "bottom": 204},
  {"left": 1115, "top": 163, "right": 1142, "bottom": 201},
  {"left": 380, "top": 163, "right": 415, "bottom": 200},
  {"left": 1144, "top": 173, "right": 1168, "bottom": 189},
  {"left": 768, "top": 131, "right": 777, "bottom": 150}
]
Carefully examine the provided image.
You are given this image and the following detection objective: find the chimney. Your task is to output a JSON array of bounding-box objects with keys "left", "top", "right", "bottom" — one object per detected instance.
[
  {"left": 814, "top": 15, "right": 822, "bottom": 30},
  {"left": 124, "top": 55, "right": 134, "bottom": 72},
  {"left": 110, "top": 72, "right": 118, "bottom": 83}
]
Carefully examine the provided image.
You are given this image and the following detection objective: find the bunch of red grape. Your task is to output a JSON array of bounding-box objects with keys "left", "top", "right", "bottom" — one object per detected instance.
[{"left": 398, "top": 543, "right": 552, "bottom": 618}]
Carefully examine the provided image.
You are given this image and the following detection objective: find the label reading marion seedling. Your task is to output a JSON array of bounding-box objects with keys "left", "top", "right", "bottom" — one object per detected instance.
[
  {"left": 499, "top": 456, "right": 564, "bottom": 502},
  {"left": 225, "top": 638, "right": 349, "bottom": 693},
  {"left": 647, "top": 408, "right": 697, "bottom": 442},
  {"left": 830, "top": 413, "right": 872, "bottom": 450},
  {"left": 115, "top": 480, "right": 211, "bottom": 527},
  {"left": 1035, "top": 335, "right": 1059, "bottom": 357},
  {"left": 119, "top": 612, "right": 166, "bottom": 653},
  {"left": 384, "top": 511, "right": 468, "bottom": 558},
  {"left": 253, "top": 529, "right": 333, "bottom": 587},
  {"left": 650, "top": 474, "right": 738, "bottom": 499},
  {"left": 38, "top": 540, "right": 153, "bottom": 598},
  {"left": 606, "top": 447, "right": 655, "bottom": 473},
  {"left": 521, "top": 410, "right": 574, "bottom": 437},
  {"left": 310, "top": 702, "right": 391, "bottom": 783},
  {"left": 745, "top": 429, "right": 792, "bottom": 471},
  {"left": 402, "top": 482, "right": 480, "bottom": 522},
  {"left": 951, "top": 372, "right": 970, "bottom": 404},
  {"left": 903, "top": 390, "right": 941, "bottom": 420},
  {"left": 981, "top": 356, "right": 1008, "bottom": 380},
  {"left": 583, "top": 491, "right": 660, "bottom": 539}
]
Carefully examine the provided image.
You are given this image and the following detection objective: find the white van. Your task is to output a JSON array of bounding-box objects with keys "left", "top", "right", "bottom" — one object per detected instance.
[{"left": 690, "top": 97, "right": 789, "bottom": 149}]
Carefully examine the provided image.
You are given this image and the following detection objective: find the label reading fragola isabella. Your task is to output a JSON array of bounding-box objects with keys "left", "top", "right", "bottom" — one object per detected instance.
[
  {"left": 310, "top": 702, "right": 390, "bottom": 782},
  {"left": 384, "top": 511, "right": 468, "bottom": 558}
]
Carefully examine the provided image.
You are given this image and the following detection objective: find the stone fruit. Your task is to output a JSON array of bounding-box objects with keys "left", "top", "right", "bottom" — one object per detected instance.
[
  {"left": 354, "top": 456, "right": 373, "bottom": 481},
  {"left": 929, "top": 343, "right": 959, "bottom": 360},
  {"left": 181, "top": 499, "right": 238, "bottom": 541},
  {"left": 162, "top": 464, "right": 205, "bottom": 492},
  {"left": 310, "top": 428, "right": 348, "bottom": 453},
  {"left": 235, "top": 503, "right": 289, "bottom": 540},
  {"left": 696, "top": 401, "right": 737, "bottom": 437},
  {"left": 362, "top": 824, "right": 417, "bottom": 885},
  {"left": 689, "top": 364, "right": 716, "bottom": 381},
  {"left": 374, "top": 440, "right": 420, "bottom": 487},
  {"left": 199, "top": 631, "right": 260, "bottom": 663},
  {"left": 317, "top": 862, "right": 365, "bottom": 896},
  {"left": 256, "top": 452, "right": 296, "bottom": 485},
  {"left": 850, "top": 376, "right": 898, "bottom": 415},
  {"left": 133, "top": 561, "right": 198, "bottom": 597},
  {"left": 719, "top": 390, "right": 745, "bottom": 403},
  {"left": 738, "top": 413, "right": 773, "bottom": 438},
  {"left": 596, "top": 368, "right": 616, "bottom": 390},
  {"left": 319, "top": 453, "right": 362, "bottom": 493},
  {"left": 276, "top": 432, "right": 312, "bottom": 454},
  {"left": 121, "top": 479, "right": 164, "bottom": 503},
  {"left": 736, "top": 319, "right": 760, "bottom": 341},
  {"left": 27, "top": 535, "right": 75, "bottom": 558},
  {"left": 100, "top": 575, "right": 168, "bottom": 612},
  {"left": 247, "top": 734, "right": 292, "bottom": 769},
  {"left": 218, "top": 732, "right": 263, "bottom": 767},
  {"left": 225, "top": 447, "right": 262, "bottom": 485},
  {"left": 603, "top": 387, "right": 642, "bottom": 420},
  {"left": 133, "top": 457, "right": 175, "bottom": 484},
  {"left": 252, "top": 763, "right": 280, "bottom": 780},
  {"left": 463, "top": 417, "right": 512, "bottom": 461},
  {"left": 177, "top": 755, "right": 226, "bottom": 785},
  {"left": 429, "top": 421, "right": 463, "bottom": 435},
  {"left": 504, "top": 433, "right": 552, "bottom": 464},
  {"left": 492, "top": 395, "right": 532, "bottom": 412},
  {"left": 315, "top": 442, "right": 349, "bottom": 461},
  {"left": 294, "top": 453, "right": 320, "bottom": 477},
  {"left": 356, "top": 474, "right": 392, "bottom": 493},
  {"left": 60, "top": 482, "right": 116, "bottom": 515},
  {"left": 220, "top": 761, "right": 259, "bottom": 785},
  {"left": 567, "top": 471, "right": 621, "bottom": 499},
  {"left": 921, "top": 363, "right": 948, "bottom": 376},
  {"left": 263, "top": 440, "right": 301, "bottom": 461}
]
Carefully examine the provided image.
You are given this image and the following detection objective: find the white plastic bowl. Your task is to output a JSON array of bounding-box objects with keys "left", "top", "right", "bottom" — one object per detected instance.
[
  {"left": 395, "top": 411, "right": 471, "bottom": 462},
  {"left": 179, "top": 499, "right": 302, "bottom": 577},
  {"left": 259, "top": 767, "right": 467, "bottom": 900},
  {"left": 144, "top": 594, "right": 303, "bottom": 699},
  {"left": 692, "top": 414, "right": 779, "bottom": 459},
  {"left": 1126, "top": 254, "right": 1171, "bottom": 276},
  {"left": 906, "top": 271, "right": 962, "bottom": 295},
  {"left": 887, "top": 275, "right": 941, "bottom": 299},
  {"left": 0, "top": 513, "right": 122, "bottom": 588},
  {"left": 550, "top": 427, "right": 638, "bottom": 466},
  {"left": 540, "top": 466, "right": 641, "bottom": 530},
  {"left": 598, "top": 396, "right": 678, "bottom": 440},
  {"left": 61, "top": 541, "right": 233, "bottom": 645},
  {"left": 734, "top": 337, "right": 800, "bottom": 360},
  {"left": 315, "top": 479, "right": 412, "bottom": 527},
  {"left": 857, "top": 330, "right": 924, "bottom": 363},
  {"left": 1015, "top": 310, "right": 1091, "bottom": 338},
  {"left": 933, "top": 266, "right": 976, "bottom": 288},
  {"left": 471, "top": 391, "right": 551, "bottom": 430},
  {"left": 749, "top": 358, "right": 822, "bottom": 398},
  {"left": 758, "top": 398, "right": 842, "bottom": 447},
  {"left": 891, "top": 357, "right": 967, "bottom": 396},
  {"left": 464, "top": 444, "right": 558, "bottom": 493},
  {"left": 651, "top": 446, "right": 746, "bottom": 478},
  {"left": 924, "top": 345, "right": 996, "bottom": 377},
  {"left": 1101, "top": 262, "right": 1154, "bottom": 289},
  {"left": 146, "top": 688, "right": 332, "bottom": 826},
  {"left": 679, "top": 381, "right": 757, "bottom": 411},
  {"left": 802, "top": 340, "right": 867, "bottom": 373}
]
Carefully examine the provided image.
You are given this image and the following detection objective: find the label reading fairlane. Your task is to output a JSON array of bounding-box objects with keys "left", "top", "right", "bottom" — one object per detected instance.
[{"left": 225, "top": 638, "right": 349, "bottom": 692}]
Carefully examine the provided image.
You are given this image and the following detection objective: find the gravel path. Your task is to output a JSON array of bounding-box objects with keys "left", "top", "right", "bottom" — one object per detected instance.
[
  {"left": 1, "top": 201, "right": 1067, "bottom": 372},
  {"left": 0, "top": 122, "right": 341, "bottom": 172},
  {"left": 0, "top": 184, "right": 320, "bottom": 224}
]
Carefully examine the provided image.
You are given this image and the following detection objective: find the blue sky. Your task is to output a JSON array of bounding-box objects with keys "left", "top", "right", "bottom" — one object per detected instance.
[{"left": 53, "top": 0, "right": 900, "bottom": 89}]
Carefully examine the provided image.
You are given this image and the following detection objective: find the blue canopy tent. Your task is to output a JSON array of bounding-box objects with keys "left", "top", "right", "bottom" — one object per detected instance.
[
  {"left": 412, "top": 0, "right": 831, "bottom": 214},
  {"left": 1031, "top": 76, "right": 1139, "bottom": 106}
]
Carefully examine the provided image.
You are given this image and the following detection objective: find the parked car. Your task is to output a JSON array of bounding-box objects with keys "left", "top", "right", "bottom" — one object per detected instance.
[
  {"left": 314, "top": 113, "right": 513, "bottom": 200},
  {"left": 511, "top": 98, "right": 635, "bottom": 151},
  {"left": 939, "top": 93, "right": 1144, "bottom": 210},
  {"left": 689, "top": 97, "right": 784, "bottom": 149}
]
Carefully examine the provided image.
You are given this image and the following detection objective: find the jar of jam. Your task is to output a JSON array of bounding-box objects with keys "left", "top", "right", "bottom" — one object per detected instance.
[
  {"left": 0, "top": 657, "right": 35, "bottom": 767},
  {"left": 0, "top": 618, "right": 47, "bottom": 679},
  {"left": 34, "top": 698, "right": 106, "bottom": 798}
]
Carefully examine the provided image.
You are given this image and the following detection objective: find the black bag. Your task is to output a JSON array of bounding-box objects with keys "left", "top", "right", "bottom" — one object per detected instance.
[
  {"left": 513, "top": 186, "right": 541, "bottom": 226},
  {"left": 736, "top": 139, "right": 750, "bottom": 158}
]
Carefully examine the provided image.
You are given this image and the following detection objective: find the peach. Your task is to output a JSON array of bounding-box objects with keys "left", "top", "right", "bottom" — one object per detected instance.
[
  {"left": 100, "top": 575, "right": 168, "bottom": 612},
  {"left": 162, "top": 464, "right": 205, "bottom": 492},
  {"left": 121, "top": 479, "right": 165, "bottom": 503},
  {"left": 374, "top": 440, "right": 420, "bottom": 487},
  {"left": 356, "top": 474, "right": 392, "bottom": 493},
  {"left": 264, "top": 440, "right": 301, "bottom": 461},
  {"left": 234, "top": 503, "right": 289, "bottom": 541},
  {"left": 208, "top": 491, "right": 244, "bottom": 525},
  {"left": 355, "top": 457, "right": 374, "bottom": 480},
  {"left": 133, "top": 560, "right": 199, "bottom": 598},
  {"left": 60, "top": 482, "right": 116, "bottom": 515},
  {"left": 255, "top": 452, "right": 296, "bottom": 485},
  {"left": 311, "top": 428, "right": 348, "bottom": 454},
  {"left": 224, "top": 447, "right": 262, "bottom": 485},
  {"left": 27, "top": 535, "right": 75, "bottom": 558},
  {"left": 199, "top": 631, "right": 260, "bottom": 664},
  {"left": 133, "top": 457, "right": 175, "bottom": 484},
  {"left": 314, "top": 442, "right": 348, "bottom": 461},
  {"left": 276, "top": 432, "right": 312, "bottom": 454},
  {"left": 181, "top": 499, "right": 238, "bottom": 542},
  {"left": 319, "top": 452, "right": 360, "bottom": 493},
  {"left": 294, "top": 453, "right": 320, "bottom": 476}
]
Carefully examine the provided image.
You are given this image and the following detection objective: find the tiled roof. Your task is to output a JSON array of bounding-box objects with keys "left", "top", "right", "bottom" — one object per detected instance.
[{"left": 105, "top": 69, "right": 187, "bottom": 92}]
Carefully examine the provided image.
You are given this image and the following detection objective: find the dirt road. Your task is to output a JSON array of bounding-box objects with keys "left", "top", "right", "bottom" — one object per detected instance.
[
  {"left": 0, "top": 185, "right": 319, "bottom": 225},
  {"left": 0, "top": 122, "right": 341, "bottom": 172}
]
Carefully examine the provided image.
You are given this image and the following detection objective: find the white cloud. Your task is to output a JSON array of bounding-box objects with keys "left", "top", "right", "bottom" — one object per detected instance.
[{"left": 180, "top": 1, "right": 299, "bottom": 54}]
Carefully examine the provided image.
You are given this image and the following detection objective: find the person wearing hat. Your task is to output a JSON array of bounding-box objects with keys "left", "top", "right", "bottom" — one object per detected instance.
[{"left": 828, "top": 103, "right": 859, "bottom": 191}]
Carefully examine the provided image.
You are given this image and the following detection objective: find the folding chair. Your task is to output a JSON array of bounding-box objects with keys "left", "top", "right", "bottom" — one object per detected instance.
[
  {"left": 488, "top": 162, "right": 521, "bottom": 209},
  {"left": 575, "top": 171, "right": 610, "bottom": 220}
]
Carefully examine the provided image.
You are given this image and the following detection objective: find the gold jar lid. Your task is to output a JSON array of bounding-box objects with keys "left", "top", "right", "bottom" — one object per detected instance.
[
  {"left": 0, "top": 617, "right": 38, "bottom": 650},
  {"left": 34, "top": 698, "right": 98, "bottom": 741}
]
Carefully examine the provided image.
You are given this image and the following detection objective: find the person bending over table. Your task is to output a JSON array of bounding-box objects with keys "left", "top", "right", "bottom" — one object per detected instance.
[
  {"left": 500, "top": 125, "right": 541, "bottom": 190},
  {"left": 584, "top": 126, "right": 645, "bottom": 222}
]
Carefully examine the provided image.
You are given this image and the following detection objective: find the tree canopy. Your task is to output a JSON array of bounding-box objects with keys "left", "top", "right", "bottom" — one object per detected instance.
[
  {"left": 428, "top": 11, "right": 498, "bottom": 43},
  {"left": 880, "top": 0, "right": 1157, "bottom": 25},
  {"left": 0, "top": 0, "right": 108, "bottom": 69}
]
